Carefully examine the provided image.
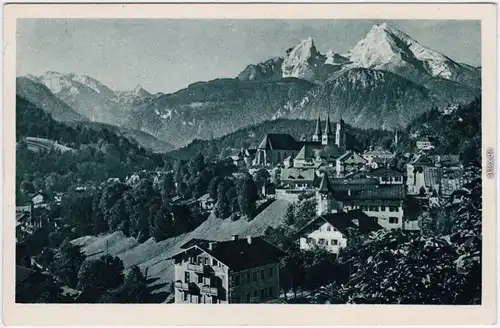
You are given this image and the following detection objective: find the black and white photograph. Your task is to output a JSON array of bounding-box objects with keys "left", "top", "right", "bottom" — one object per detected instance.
[{"left": 10, "top": 4, "right": 492, "bottom": 314}]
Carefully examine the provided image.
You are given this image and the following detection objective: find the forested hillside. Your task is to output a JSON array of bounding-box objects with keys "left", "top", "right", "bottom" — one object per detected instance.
[
  {"left": 169, "top": 118, "right": 397, "bottom": 160},
  {"left": 395, "top": 97, "right": 481, "bottom": 164},
  {"left": 16, "top": 96, "right": 167, "bottom": 203}
]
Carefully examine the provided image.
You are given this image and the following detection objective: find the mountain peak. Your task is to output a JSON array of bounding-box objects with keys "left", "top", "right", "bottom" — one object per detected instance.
[
  {"left": 286, "top": 37, "right": 318, "bottom": 59},
  {"left": 131, "top": 84, "right": 152, "bottom": 97}
]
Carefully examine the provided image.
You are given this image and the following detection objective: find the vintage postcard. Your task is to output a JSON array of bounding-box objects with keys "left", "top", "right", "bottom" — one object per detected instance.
[{"left": 3, "top": 2, "right": 497, "bottom": 326}]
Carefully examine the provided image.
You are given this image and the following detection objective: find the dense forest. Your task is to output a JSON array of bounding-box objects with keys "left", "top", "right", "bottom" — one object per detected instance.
[
  {"left": 16, "top": 96, "right": 168, "bottom": 203},
  {"left": 395, "top": 97, "right": 481, "bottom": 164},
  {"left": 169, "top": 118, "right": 397, "bottom": 160}
]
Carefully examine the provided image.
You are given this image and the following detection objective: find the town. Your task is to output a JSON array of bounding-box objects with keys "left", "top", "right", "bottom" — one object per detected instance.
[
  {"left": 16, "top": 106, "right": 479, "bottom": 304},
  {"left": 15, "top": 19, "right": 482, "bottom": 306}
]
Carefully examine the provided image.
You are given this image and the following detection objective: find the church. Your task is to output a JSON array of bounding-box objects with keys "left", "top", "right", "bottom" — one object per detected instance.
[{"left": 255, "top": 115, "right": 348, "bottom": 167}]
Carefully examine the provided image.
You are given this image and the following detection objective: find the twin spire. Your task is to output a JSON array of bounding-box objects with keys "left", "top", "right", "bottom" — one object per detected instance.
[{"left": 314, "top": 114, "right": 333, "bottom": 137}]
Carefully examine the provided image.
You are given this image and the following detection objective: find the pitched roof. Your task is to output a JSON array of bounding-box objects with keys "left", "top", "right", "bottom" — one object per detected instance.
[
  {"left": 280, "top": 167, "right": 317, "bottom": 183},
  {"left": 174, "top": 237, "right": 286, "bottom": 272},
  {"left": 296, "top": 212, "right": 359, "bottom": 237},
  {"left": 294, "top": 144, "right": 323, "bottom": 161},
  {"left": 411, "top": 154, "right": 434, "bottom": 166},
  {"left": 365, "top": 167, "right": 405, "bottom": 178},
  {"left": 337, "top": 151, "right": 367, "bottom": 164},
  {"left": 257, "top": 134, "right": 299, "bottom": 150},
  {"left": 347, "top": 209, "right": 383, "bottom": 233},
  {"left": 324, "top": 114, "right": 333, "bottom": 135},
  {"left": 314, "top": 116, "right": 322, "bottom": 136},
  {"left": 318, "top": 171, "right": 333, "bottom": 193}
]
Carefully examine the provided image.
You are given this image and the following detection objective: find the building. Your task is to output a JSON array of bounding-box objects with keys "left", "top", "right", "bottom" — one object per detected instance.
[
  {"left": 255, "top": 115, "right": 349, "bottom": 167},
  {"left": 335, "top": 151, "right": 367, "bottom": 177},
  {"left": 416, "top": 137, "right": 434, "bottom": 150},
  {"left": 297, "top": 210, "right": 382, "bottom": 254},
  {"left": 362, "top": 148, "right": 395, "bottom": 169},
  {"left": 406, "top": 154, "right": 438, "bottom": 195},
  {"left": 279, "top": 167, "right": 318, "bottom": 189},
  {"left": 170, "top": 236, "right": 285, "bottom": 304},
  {"left": 255, "top": 134, "right": 301, "bottom": 166},
  {"left": 197, "top": 193, "right": 215, "bottom": 211},
  {"left": 363, "top": 167, "right": 405, "bottom": 185},
  {"left": 315, "top": 172, "right": 406, "bottom": 230}
]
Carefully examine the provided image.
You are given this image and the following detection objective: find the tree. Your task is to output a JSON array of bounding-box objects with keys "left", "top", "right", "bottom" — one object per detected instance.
[
  {"left": 254, "top": 168, "right": 270, "bottom": 190},
  {"left": 208, "top": 176, "right": 223, "bottom": 200},
  {"left": 215, "top": 178, "right": 232, "bottom": 219},
  {"left": 236, "top": 175, "right": 258, "bottom": 218},
  {"left": 284, "top": 203, "right": 296, "bottom": 226},
  {"left": 51, "top": 239, "right": 86, "bottom": 288},
  {"left": 77, "top": 254, "right": 125, "bottom": 301}
]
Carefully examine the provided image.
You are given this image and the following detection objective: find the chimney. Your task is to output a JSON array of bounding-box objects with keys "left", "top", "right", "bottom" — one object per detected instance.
[
  {"left": 246, "top": 236, "right": 253, "bottom": 245},
  {"left": 208, "top": 242, "right": 216, "bottom": 251},
  {"left": 231, "top": 235, "right": 239, "bottom": 241}
]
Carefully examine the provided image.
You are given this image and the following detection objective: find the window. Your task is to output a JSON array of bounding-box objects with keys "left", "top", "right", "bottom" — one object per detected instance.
[
  {"left": 212, "top": 297, "right": 217, "bottom": 304},
  {"left": 253, "top": 290, "right": 258, "bottom": 298},
  {"left": 189, "top": 257, "right": 195, "bottom": 264},
  {"left": 331, "top": 239, "right": 338, "bottom": 245},
  {"left": 389, "top": 217, "right": 399, "bottom": 224},
  {"left": 319, "top": 238, "right": 326, "bottom": 245},
  {"left": 369, "top": 206, "right": 379, "bottom": 211},
  {"left": 183, "top": 292, "right": 189, "bottom": 302},
  {"left": 213, "top": 259, "right": 218, "bottom": 266},
  {"left": 252, "top": 272, "right": 257, "bottom": 282},
  {"left": 246, "top": 293, "right": 251, "bottom": 303},
  {"left": 327, "top": 225, "right": 332, "bottom": 231},
  {"left": 204, "top": 257, "right": 209, "bottom": 265},
  {"left": 268, "top": 287, "right": 274, "bottom": 298},
  {"left": 269, "top": 267, "right": 274, "bottom": 277},
  {"left": 307, "top": 237, "right": 315, "bottom": 245},
  {"left": 260, "top": 269, "right": 265, "bottom": 280},
  {"left": 380, "top": 205, "right": 386, "bottom": 211},
  {"left": 197, "top": 274, "right": 203, "bottom": 284},
  {"left": 184, "top": 272, "right": 190, "bottom": 283},
  {"left": 234, "top": 275, "right": 240, "bottom": 286},
  {"left": 246, "top": 272, "right": 250, "bottom": 282},
  {"left": 389, "top": 206, "right": 398, "bottom": 212},
  {"left": 260, "top": 289, "right": 265, "bottom": 300}
]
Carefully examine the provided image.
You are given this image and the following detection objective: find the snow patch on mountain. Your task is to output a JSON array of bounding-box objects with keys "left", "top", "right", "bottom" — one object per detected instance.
[{"left": 282, "top": 37, "right": 326, "bottom": 82}]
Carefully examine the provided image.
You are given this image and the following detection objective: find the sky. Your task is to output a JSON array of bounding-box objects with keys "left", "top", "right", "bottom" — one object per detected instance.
[{"left": 17, "top": 19, "right": 481, "bottom": 94}]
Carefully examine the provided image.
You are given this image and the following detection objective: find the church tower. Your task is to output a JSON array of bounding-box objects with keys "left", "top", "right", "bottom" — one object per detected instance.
[
  {"left": 335, "top": 117, "right": 346, "bottom": 151},
  {"left": 322, "top": 114, "right": 335, "bottom": 146},
  {"left": 312, "top": 116, "right": 322, "bottom": 142},
  {"left": 316, "top": 171, "right": 336, "bottom": 216}
]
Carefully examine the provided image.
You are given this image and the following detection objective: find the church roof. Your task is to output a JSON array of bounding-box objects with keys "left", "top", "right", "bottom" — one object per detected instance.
[
  {"left": 314, "top": 116, "right": 322, "bottom": 136},
  {"left": 324, "top": 114, "right": 333, "bottom": 135},
  {"left": 257, "top": 134, "right": 300, "bottom": 150}
]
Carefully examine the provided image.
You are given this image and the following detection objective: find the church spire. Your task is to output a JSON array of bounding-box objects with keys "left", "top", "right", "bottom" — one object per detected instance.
[
  {"left": 314, "top": 116, "right": 322, "bottom": 135},
  {"left": 313, "top": 116, "right": 322, "bottom": 142},
  {"left": 324, "top": 114, "right": 333, "bottom": 135}
]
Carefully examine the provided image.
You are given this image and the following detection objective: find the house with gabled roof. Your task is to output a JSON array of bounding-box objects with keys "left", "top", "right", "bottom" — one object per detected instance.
[
  {"left": 170, "top": 236, "right": 285, "bottom": 304},
  {"left": 336, "top": 151, "right": 367, "bottom": 177},
  {"left": 296, "top": 210, "right": 382, "bottom": 254}
]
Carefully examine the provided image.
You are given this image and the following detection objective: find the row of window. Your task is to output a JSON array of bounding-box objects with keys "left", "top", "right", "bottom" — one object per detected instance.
[
  {"left": 189, "top": 256, "right": 220, "bottom": 267},
  {"left": 318, "top": 224, "right": 338, "bottom": 232},
  {"left": 369, "top": 216, "right": 399, "bottom": 224},
  {"left": 306, "top": 237, "right": 339, "bottom": 246},
  {"left": 182, "top": 292, "right": 218, "bottom": 303},
  {"left": 184, "top": 272, "right": 215, "bottom": 285},
  {"left": 233, "top": 267, "right": 275, "bottom": 286},
  {"left": 360, "top": 205, "right": 400, "bottom": 212},
  {"left": 233, "top": 286, "right": 276, "bottom": 303},
  {"left": 379, "top": 176, "right": 403, "bottom": 182}
]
